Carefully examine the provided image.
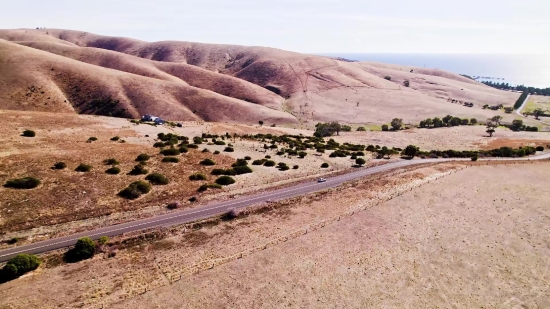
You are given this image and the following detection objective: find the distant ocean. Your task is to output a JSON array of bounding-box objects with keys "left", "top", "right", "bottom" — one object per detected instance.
[{"left": 320, "top": 53, "right": 550, "bottom": 89}]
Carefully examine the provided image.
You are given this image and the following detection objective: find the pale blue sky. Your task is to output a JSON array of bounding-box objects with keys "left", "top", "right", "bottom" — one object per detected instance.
[{"left": 2, "top": 0, "right": 549, "bottom": 53}]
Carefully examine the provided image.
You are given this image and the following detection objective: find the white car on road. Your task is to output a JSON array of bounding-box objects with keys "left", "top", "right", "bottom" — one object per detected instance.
[{"left": 317, "top": 178, "right": 327, "bottom": 183}]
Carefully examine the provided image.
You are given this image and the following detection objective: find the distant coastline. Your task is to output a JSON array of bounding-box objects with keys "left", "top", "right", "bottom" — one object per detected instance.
[{"left": 320, "top": 53, "right": 550, "bottom": 89}]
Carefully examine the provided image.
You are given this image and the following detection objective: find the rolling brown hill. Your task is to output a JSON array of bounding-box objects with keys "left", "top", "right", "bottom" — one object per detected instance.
[{"left": 0, "top": 28, "right": 520, "bottom": 125}]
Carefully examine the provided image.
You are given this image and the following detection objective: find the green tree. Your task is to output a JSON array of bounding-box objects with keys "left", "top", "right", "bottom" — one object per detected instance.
[
  {"left": 259, "top": 120, "right": 264, "bottom": 126},
  {"left": 442, "top": 115, "right": 453, "bottom": 125},
  {"left": 460, "top": 118, "right": 469, "bottom": 125},
  {"left": 66, "top": 237, "right": 96, "bottom": 262},
  {"left": 486, "top": 119, "right": 498, "bottom": 137},
  {"left": 425, "top": 118, "right": 433, "bottom": 127},
  {"left": 3, "top": 254, "right": 41, "bottom": 278},
  {"left": 381, "top": 124, "right": 389, "bottom": 131},
  {"left": 470, "top": 118, "right": 477, "bottom": 125},
  {"left": 512, "top": 119, "right": 524, "bottom": 131},
  {"left": 450, "top": 117, "right": 461, "bottom": 126},
  {"left": 404, "top": 145, "right": 419, "bottom": 158},
  {"left": 534, "top": 108, "right": 545, "bottom": 120},
  {"left": 491, "top": 115, "right": 503, "bottom": 126},
  {"left": 432, "top": 117, "right": 443, "bottom": 127},
  {"left": 355, "top": 158, "right": 366, "bottom": 166},
  {"left": 390, "top": 118, "right": 403, "bottom": 131}
]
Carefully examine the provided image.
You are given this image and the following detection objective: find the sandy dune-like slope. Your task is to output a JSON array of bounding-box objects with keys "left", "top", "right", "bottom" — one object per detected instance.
[{"left": 0, "top": 28, "right": 520, "bottom": 124}]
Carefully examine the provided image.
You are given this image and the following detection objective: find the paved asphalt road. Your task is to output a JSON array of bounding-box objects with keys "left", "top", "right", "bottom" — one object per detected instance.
[{"left": 1, "top": 154, "right": 550, "bottom": 262}]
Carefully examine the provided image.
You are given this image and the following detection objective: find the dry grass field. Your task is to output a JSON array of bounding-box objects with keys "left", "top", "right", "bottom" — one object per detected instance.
[{"left": 1, "top": 162, "right": 549, "bottom": 308}]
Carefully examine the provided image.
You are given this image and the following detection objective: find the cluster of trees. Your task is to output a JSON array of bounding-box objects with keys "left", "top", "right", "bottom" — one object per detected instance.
[
  {"left": 0, "top": 254, "right": 41, "bottom": 282},
  {"left": 510, "top": 119, "right": 539, "bottom": 132},
  {"left": 483, "top": 81, "right": 550, "bottom": 96},
  {"left": 418, "top": 115, "right": 477, "bottom": 128},
  {"left": 314, "top": 122, "right": 352, "bottom": 137},
  {"left": 513, "top": 90, "right": 530, "bottom": 109}
]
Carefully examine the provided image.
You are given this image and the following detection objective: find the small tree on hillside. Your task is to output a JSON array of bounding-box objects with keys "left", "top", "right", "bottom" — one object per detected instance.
[
  {"left": 442, "top": 115, "right": 453, "bottom": 125},
  {"left": 491, "top": 115, "right": 503, "bottom": 126},
  {"left": 534, "top": 108, "right": 545, "bottom": 120},
  {"left": 470, "top": 118, "right": 477, "bottom": 125},
  {"left": 424, "top": 118, "right": 433, "bottom": 128},
  {"left": 432, "top": 117, "right": 443, "bottom": 127},
  {"left": 486, "top": 119, "right": 498, "bottom": 137},
  {"left": 512, "top": 119, "right": 524, "bottom": 131},
  {"left": 381, "top": 124, "right": 389, "bottom": 131},
  {"left": 390, "top": 118, "right": 403, "bottom": 131},
  {"left": 259, "top": 120, "right": 264, "bottom": 126}
]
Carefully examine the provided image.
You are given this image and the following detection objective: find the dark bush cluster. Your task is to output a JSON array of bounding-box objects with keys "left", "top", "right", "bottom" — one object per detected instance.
[
  {"left": 128, "top": 163, "right": 148, "bottom": 175},
  {"left": 105, "top": 167, "right": 121, "bottom": 174},
  {"left": 119, "top": 180, "right": 151, "bottom": 199},
  {"left": 75, "top": 163, "right": 92, "bottom": 172},
  {"left": 200, "top": 158, "right": 216, "bottom": 166},
  {"left": 64, "top": 237, "right": 96, "bottom": 263},
  {"left": 53, "top": 162, "right": 67, "bottom": 170},
  {"left": 160, "top": 148, "right": 180, "bottom": 156},
  {"left": 189, "top": 173, "right": 207, "bottom": 181},
  {"left": 162, "top": 157, "right": 179, "bottom": 163},
  {"left": 419, "top": 115, "right": 473, "bottom": 128},
  {"left": 1, "top": 254, "right": 41, "bottom": 281},
  {"left": 136, "top": 153, "right": 150, "bottom": 162},
  {"left": 215, "top": 176, "right": 236, "bottom": 186},
  {"left": 198, "top": 183, "right": 223, "bottom": 192},
  {"left": 103, "top": 158, "right": 119, "bottom": 165},
  {"left": 22, "top": 130, "right": 36, "bottom": 137},
  {"left": 145, "top": 173, "right": 169, "bottom": 185}
]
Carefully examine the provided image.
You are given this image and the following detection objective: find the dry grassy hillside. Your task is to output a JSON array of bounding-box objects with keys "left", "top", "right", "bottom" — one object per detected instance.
[
  {"left": 0, "top": 39, "right": 295, "bottom": 123},
  {"left": 0, "top": 28, "right": 520, "bottom": 125}
]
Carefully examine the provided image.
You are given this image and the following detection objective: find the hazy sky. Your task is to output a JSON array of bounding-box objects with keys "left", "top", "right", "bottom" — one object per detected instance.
[{"left": 2, "top": 0, "right": 549, "bottom": 53}]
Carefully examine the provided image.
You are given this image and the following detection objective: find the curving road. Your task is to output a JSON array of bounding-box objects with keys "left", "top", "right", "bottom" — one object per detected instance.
[{"left": 1, "top": 154, "right": 550, "bottom": 262}]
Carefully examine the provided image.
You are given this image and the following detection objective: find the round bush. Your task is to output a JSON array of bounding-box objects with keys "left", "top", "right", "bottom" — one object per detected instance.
[
  {"left": 167, "top": 201, "right": 182, "bottom": 210},
  {"left": 202, "top": 148, "right": 210, "bottom": 153},
  {"left": 110, "top": 136, "right": 120, "bottom": 141},
  {"left": 200, "top": 158, "right": 216, "bottom": 166},
  {"left": 160, "top": 148, "right": 180, "bottom": 156},
  {"left": 189, "top": 173, "right": 207, "bottom": 181},
  {"left": 118, "top": 180, "right": 152, "bottom": 199},
  {"left": 136, "top": 153, "right": 150, "bottom": 162},
  {"left": 198, "top": 184, "right": 208, "bottom": 192},
  {"left": 65, "top": 237, "right": 96, "bottom": 262},
  {"left": 187, "top": 144, "right": 199, "bottom": 149},
  {"left": 4, "top": 254, "right": 41, "bottom": 278},
  {"left": 252, "top": 160, "right": 264, "bottom": 165},
  {"left": 215, "top": 176, "right": 236, "bottom": 186},
  {"left": 211, "top": 169, "right": 226, "bottom": 176},
  {"left": 213, "top": 150, "right": 220, "bottom": 155},
  {"left": 145, "top": 173, "right": 169, "bottom": 185},
  {"left": 279, "top": 165, "right": 290, "bottom": 171},
  {"left": 105, "top": 167, "right": 121, "bottom": 174},
  {"left": 162, "top": 157, "right": 179, "bottom": 163},
  {"left": 128, "top": 164, "right": 148, "bottom": 175},
  {"left": 293, "top": 165, "right": 299, "bottom": 169},
  {"left": 179, "top": 146, "right": 189, "bottom": 153},
  {"left": 153, "top": 142, "right": 165, "bottom": 148},
  {"left": 244, "top": 156, "right": 252, "bottom": 160},
  {"left": 53, "top": 162, "right": 67, "bottom": 170},
  {"left": 233, "top": 165, "right": 253, "bottom": 175},
  {"left": 88, "top": 137, "right": 98, "bottom": 142},
  {"left": 265, "top": 155, "right": 271, "bottom": 159},
  {"left": 536, "top": 146, "right": 544, "bottom": 151},
  {"left": 471, "top": 156, "right": 478, "bottom": 161},
  {"left": 321, "top": 163, "right": 329, "bottom": 168},
  {"left": 189, "top": 197, "right": 197, "bottom": 202},
  {"left": 22, "top": 130, "right": 36, "bottom": 137},
  {"left": 75, "top": 163, "right": 92, "bottom": 172},
  {"left": 4, "top": 177, "right": 41, "bottom": 189},
  {"left": 103, "top": 158, "right": 119, "bottom": 165},
  {"left": 224, "top": 147, "right": 234, "bottom": 152},
  {"left": 263, "top": 160, "right": 276, "bottom": 167}
]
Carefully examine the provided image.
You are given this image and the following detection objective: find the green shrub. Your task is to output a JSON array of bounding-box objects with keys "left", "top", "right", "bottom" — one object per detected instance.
[
  {"left": 128, "top": 164, "right": 148, "bottom": 175},
  {"left": 211, "top": 169, "right": 226, "bottom": 176},
  {"left": 65, "top": 237, "right": 95, "bottom": 262},
  {"left": 213, "top": 150, "right": 220, "bottom": 154},
  {"left": 110, "top": 136, "right": 120, "bottom": 141},
  {"left": 244, "top": 156, "right": 252, "bottom": 160},
  {"left": 252, "top": 159, "right": 264, "bottom": 165},
  {"left": 198, "top": 183, "right": 223, "bottom": 192},
  {"left": 153, "top": 142, "right": 165, "bottom": 148},
  {"left": 88, "top": 137, "right": 98, "bottom": 142},
  {"left": 232, "top": 159, "right": 248, "bottom": 167},
  {"left": 162, "top": 157, "right": 179, "bottom": 163},
  {"left": 471, "top": 156, "right": 478, "bottom": 161},
  {"left": 202, "top": 148, "right": 210, "bottom": 153},
  {"left": 145, "top": 173, "right": 169, "bottom": 185},
  {"left": 160, "top": 148, "right": 180, "bottom": 156},
  {"left": 381, "top": 124, "right": 389, "bottom": 131},
  {"left": 179, "top": 146, "right": 189, "bottom": 153},
  {"left": 75, "top": 163, "right": 92, "bottom": 172},
  {"left": 384, "top": 76, "right": 391, "bottom": 81},
  {"left": 200, "top": 158, "right": 216, "bottom": 166},
  {"left": 136, "top": 153, "right": 150, "bottom": 162},
  {"left": 187, "top": 144, "right": 199, "bottom": 149},
  {"left": 3, "top": 254, "right": 41, "bottom": 278},
  {"left": 198, "top": 184, "right": 208, "bottom": 192},
  {"left": 293, "top": 165, "right": 299, "bottom": 169},
  {"left": 536, "top": 146, "right": 544, "bottom": 151},
  {"left": 279, "top": 165, "right": 290, "bottom": 171},
  {"left": 263, "top": 160, "right": 276, "bottom": 167},
  {"left": 103, "top": 158, "right": 119, "bottom": 165},
  {"left": 214, "top": 140, "right": 226, "bottom": 145},
  {"left": 118, "top": 180, "right": 151, "bottom": 199},
  {"left": 105, "top": 167, "right": 121, "bottom": 174},
  {"left": 233, "top": 165, "right": 253, "bottom": 174},
  {"left": 193, "top": 136, "right": 203, "bottom": 144},
  {"left": 224, "top": 147, "right": 234, "bottom": 152},
  {"left": 265, "top": 155, "right": 271, "bottom": 159},
  {"left": 53, "top": 162, "right": 67, "bottom": 170},
  {"left": 189, "top": 173, "right": 207, "bottom": 181},
  {"left": 215, "top": 176, "right": 236, "bottom": 186},
  {"left": 98, "top": 236, "right": 109, "bottom": 245},
  {"left": 321, "top": 163, "right": 329, "bottom": 168},
  {"left": 4, "top": 177, "right": 41, "bottom": 189},
  {"left": 356, "top": 127, "right": 366, "bottom": 131},
  {"left": 22, "top": 130, "right": 36, "bottom": 137}
]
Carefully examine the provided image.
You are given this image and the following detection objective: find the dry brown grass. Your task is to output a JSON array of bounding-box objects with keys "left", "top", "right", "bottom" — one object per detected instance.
[{"left": 0, "top": 28, "right": 523, "bottom": 126}]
